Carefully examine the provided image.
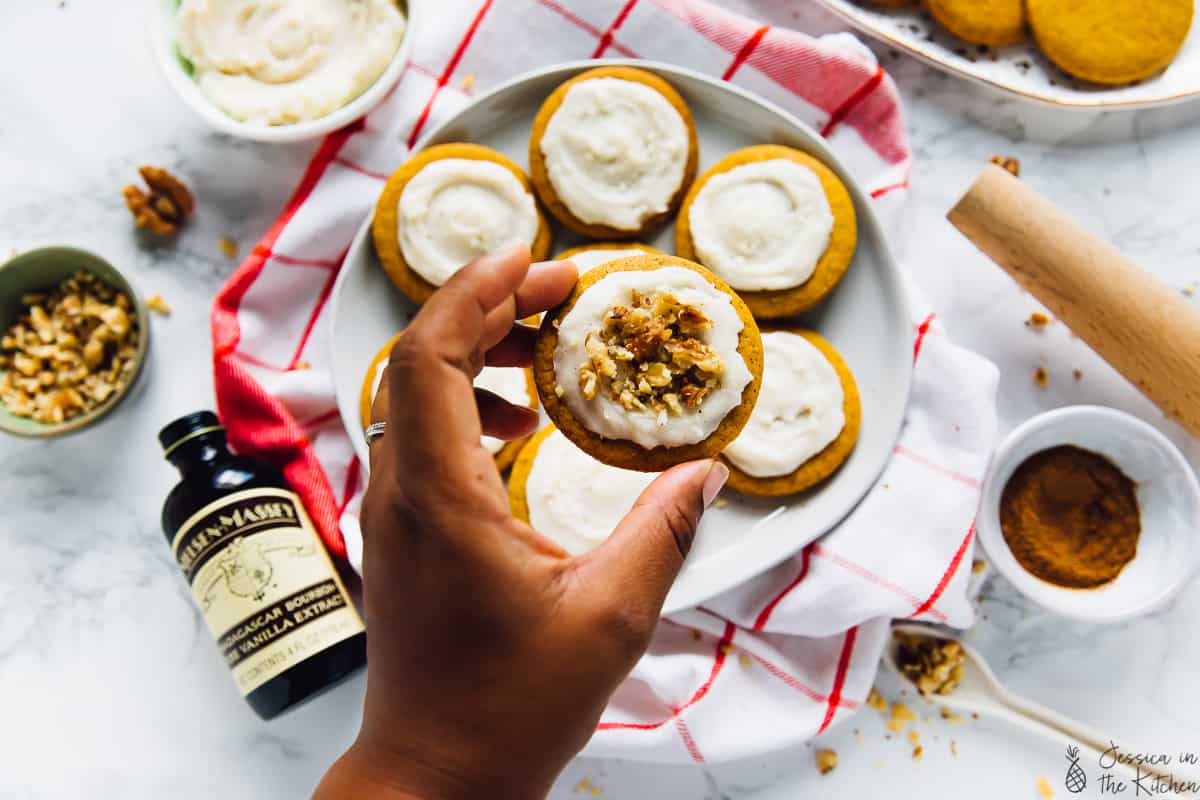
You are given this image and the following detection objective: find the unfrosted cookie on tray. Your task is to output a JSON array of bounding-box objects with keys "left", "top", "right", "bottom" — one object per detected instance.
[
  {"left": 529, "top": 66, "right": 699, "bottom": 240},
  {"left": 721, "top": 327, "right": 861, "bottom": 497},
  {"left": 360, "top": 332, "right": 538, "bottom": 472},
  {"left": 508, "top": 425, "right": 658, "bottom": 555},
  {"left": 372, "top": 142, "right": 552, "bottom": 305},
  {"left": 675, "top": 144, "right": 857, "bottom": 320},
  {"left": 1027, "top": 0, "right": 1193, "bottom": 85},
  {"left": 925, "top": 0, "right": 1026, "bottom": 47},
  {"left": 533, "top": 254, "right": 763, "bottom": 472}
]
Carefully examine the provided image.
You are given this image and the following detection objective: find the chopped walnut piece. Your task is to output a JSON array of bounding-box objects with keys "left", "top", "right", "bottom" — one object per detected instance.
[
  {"left": 866, "top": 687, "right": 888, "bottom": 712},
  {"left": 1026, "top": 311, "right": 1050, "bottom": 328},
  {"left": 219, "top": 237, "right": 238, "bottom": 259},
  {"left": 578, "top": 290, "right": 723, "bottom": 417},
  {"left": 971, "top": 558, "right": 986, "bottom": 574},
  {"left": 815, "top": 749, "right": 838, "bottom": 775},
  {"left": 1034, "top": 366, "right": 1049, "bottom": 388},
  {"left": 990, "top": 155, "right": 1020, "bottom": 176},
  {"left": 145, "top": 294, "right": 172, "bottom": 316},
  {"left": 894, "top": 631, "right": 966, "bottom": 696},
  {"left": 123, "top": 165, "right": 194, "bottom": 235},
  {"left": 0, "top": 271, "right": 139, "bottom": 424}
]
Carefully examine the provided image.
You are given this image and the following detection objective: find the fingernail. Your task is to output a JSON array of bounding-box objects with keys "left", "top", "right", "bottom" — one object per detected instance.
[{"left": 702, "top": 461, "right": 729, "bottom": 508}]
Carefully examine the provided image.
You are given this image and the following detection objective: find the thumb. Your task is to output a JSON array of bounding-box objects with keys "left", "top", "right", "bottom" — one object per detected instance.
[{"left": 581, "top": 459, "right": 729, "bottom": 615}]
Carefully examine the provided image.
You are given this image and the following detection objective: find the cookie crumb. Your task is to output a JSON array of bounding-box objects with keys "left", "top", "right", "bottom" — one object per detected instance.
[
  {"left": 815, "top": 749, "right": 838, "bottom": 775},
  {"left": 1073, "top": 368, "right": 1083, "bottom": 381},
  {"left": 1037, "top": 776, "right": 1055, "bottom": 799},
  {"left": 1034, "top": 367, "right": 1048, "bottom": 388},
  {"left": 219, "top": 238, "right": 239, "bottom": 259},
  {"left": 1026, "top": 311, "right": 1050, "bottom": 328},
  {"left": 971, "top": 559, "right": 986, "bottom": 574},
  {"left": 145, "top": 293, "right": 172, "bottom": 316}
]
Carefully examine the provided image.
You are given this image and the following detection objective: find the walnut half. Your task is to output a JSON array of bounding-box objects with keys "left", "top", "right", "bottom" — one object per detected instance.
[
  {"left": 123, "top": 165, "right": 194, "bottom": 235},
  {"left": 577, "top": 290, "right": 724, "bottom": 417}
]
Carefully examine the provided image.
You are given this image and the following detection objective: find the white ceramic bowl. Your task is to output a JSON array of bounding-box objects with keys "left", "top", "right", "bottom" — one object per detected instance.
[
  {"left": 977, "top": 406, "right": 1200, "bottom": 623},
  {"left": 149, "top": 0, "right": 415, "bottom": 143}
]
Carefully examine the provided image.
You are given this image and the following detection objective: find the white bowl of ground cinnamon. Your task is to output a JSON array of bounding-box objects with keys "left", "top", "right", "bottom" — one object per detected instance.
[{"left": 977, "top": 405, "right": 1200, "bottom": 623}]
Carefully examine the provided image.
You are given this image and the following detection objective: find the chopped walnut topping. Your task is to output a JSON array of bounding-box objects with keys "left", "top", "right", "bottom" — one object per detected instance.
[
  {"left": 815, "top": 749, "right": 838, "bottom": 775},
  {"left": 578, "top": 290, "right": 723, "bottom": 417},
  {"left": 123, "top": 165, "right": 194, "bottom": 235},
  {"left": 0, "top": 271, "right": 139, "bottom": 424},
  {"left": 894, "top": 631, "right": 966, "bottom": 697}
]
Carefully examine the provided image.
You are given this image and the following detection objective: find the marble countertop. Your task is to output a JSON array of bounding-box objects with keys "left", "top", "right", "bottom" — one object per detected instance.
[{"left": 5, "top": 1, "right": 1200, "bottom": 797}]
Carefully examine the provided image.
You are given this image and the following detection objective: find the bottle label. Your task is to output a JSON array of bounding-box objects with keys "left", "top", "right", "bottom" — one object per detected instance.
[{"left": 171, "top": 487, "right": 364, "bottom": 696}]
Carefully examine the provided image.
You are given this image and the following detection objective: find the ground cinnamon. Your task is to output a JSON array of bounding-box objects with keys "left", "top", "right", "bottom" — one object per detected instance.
[{"left": 999, "top": 445, "right": 1140, "bottom": 588}]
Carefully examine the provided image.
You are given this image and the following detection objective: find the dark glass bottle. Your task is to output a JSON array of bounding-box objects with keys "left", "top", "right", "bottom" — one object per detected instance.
[{"left": 159, "top": 411, "right": 366, "bottom": 720}]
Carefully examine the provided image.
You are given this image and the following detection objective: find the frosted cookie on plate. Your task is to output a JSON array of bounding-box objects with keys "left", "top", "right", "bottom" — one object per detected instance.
[
  {"left": 675, "top": 145, "right": 857, "bottom": 320},
  {"left": 361, "top": 332, "right": 538, "bottom": 471},
  {"left": 721, "top": 327, "right": 860, "bottom": 497},
  {"left": 508, "top": 426, "right": 658, "bottom": 555},
  {"left": 534, "top": 254, "right": 763, "bottom": 472},
  {"left": 529, "top": 66, "right": 699, "bottom": 239},
  {"left": 372, "top": 143, "right": 553, "bottom": 305},
  {"left": 555, "top": 242, "right": 658, "bottom": 271}
]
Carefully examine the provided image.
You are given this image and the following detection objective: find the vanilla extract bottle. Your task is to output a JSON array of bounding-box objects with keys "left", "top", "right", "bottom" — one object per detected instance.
[{"left": 159, "top": 411, "right": 366, "bottom": 719}]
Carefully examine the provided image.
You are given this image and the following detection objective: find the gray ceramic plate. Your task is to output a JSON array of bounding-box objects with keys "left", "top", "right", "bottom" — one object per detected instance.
[
  {"left": 329, "top": 60, "right": 912, "bottom": 613},
  {"left": 0, "top": 246, "right": 149, "bottom": 437}
]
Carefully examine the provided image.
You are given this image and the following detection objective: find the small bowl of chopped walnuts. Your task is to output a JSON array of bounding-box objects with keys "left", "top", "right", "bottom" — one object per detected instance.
[{"left": 0, "top": 247, "right": 149, "bottom": 437}]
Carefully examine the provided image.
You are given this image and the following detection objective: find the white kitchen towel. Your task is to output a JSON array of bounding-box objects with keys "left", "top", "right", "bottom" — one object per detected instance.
[{"left": 212, "top": 0, "right": 999, "bottom": 764}]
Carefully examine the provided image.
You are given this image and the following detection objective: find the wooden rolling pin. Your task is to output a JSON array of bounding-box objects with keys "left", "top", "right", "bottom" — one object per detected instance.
[{"left": 948, "top": 165, "right": 1200, "bottom": 438}]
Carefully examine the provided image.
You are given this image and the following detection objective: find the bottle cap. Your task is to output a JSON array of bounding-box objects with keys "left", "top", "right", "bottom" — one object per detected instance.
[{"left": 159, "top": 411, "right": 223, "bottom": 458}]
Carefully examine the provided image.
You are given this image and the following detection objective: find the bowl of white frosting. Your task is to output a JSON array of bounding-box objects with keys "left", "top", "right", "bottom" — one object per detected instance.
[{"left": 150, "top": 0, "right": 413, "bottom": 143}]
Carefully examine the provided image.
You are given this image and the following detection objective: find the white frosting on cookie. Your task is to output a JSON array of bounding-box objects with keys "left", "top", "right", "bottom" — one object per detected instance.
[
  {"left": 562, "top": 247, "right": 652, "bottom": 271},
  {"left": 724, "top": 332, "right": 845, "bottom": 477},
  {"left": 688, "top": 159, "right": 834, "bottom": 291},
  {"left": 553, "top": 267, "right": 753, "bottom": 449},
  {"left": 540, "top": 78, "right": 689, "bottom": 231},
  {"left": 398, "top": 158, "right": 539, "bottom": 286},
  {"left": 369, "top": 358, "right": 530, "bottom": 454},
  {"left": 525, "top": 429, "right": 657, "bottom": 554}
]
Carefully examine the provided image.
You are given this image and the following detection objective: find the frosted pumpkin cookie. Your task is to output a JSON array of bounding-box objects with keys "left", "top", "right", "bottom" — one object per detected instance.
[
  {"left": 360, "top": 332, "right": 538, "bottom": 471},
  {"left": 372, "top": 143, "right": 552, "bottom": 305},
  {"left": 722, "top": 327, "right": 860, "bottom": 497},
  {"left": 555, "top": 242, "right": 658, "bottom": 271},
  {"left": 509, "top": 426, "right": 658, "bottom": 555},
  {"left": 926, "top": 0, "right": 1026, "bottom": 47},
  {"left": 529, "top": 66, "right": 699, "bottom": 239},
  {"left": 676, "top": 145, "right": 857, "bottom": 319},
  {"left": 534, "top": 254, "right": 763, "bottom": 472},
  {"left": 1027, "top": 0, "right": 1193, "bottom": 85}
]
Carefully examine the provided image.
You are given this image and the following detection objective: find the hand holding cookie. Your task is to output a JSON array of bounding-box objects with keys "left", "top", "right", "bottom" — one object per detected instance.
[{"left": 318, "top": 244, "right": 728, "bottom": 799}]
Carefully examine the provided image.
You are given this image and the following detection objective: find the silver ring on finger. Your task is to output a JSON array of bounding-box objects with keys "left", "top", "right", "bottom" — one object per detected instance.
[{"left": 364, "top": 421, "right": 388, "bottom": 445}]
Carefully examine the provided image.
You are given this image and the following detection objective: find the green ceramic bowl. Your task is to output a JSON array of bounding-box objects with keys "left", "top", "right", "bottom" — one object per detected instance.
[{"left": 0, "top": 246, "right": 150, "bottom": 437}]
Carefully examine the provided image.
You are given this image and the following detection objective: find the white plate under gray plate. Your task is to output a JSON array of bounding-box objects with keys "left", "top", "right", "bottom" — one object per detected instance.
[
  {"left": 329, "top": 60, "right": 912, "bottom": 613},
  {"left": 815, "top": 0, "right": 1200, "bottom": 109}
]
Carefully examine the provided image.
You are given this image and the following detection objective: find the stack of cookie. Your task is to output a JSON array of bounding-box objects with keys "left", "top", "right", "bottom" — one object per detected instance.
[
  {"left": 865, "top": 0, "right": 1194, "bottom": 86},
  {"left": 365, "top": 66, "right": 863, "bottom": 555}
]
